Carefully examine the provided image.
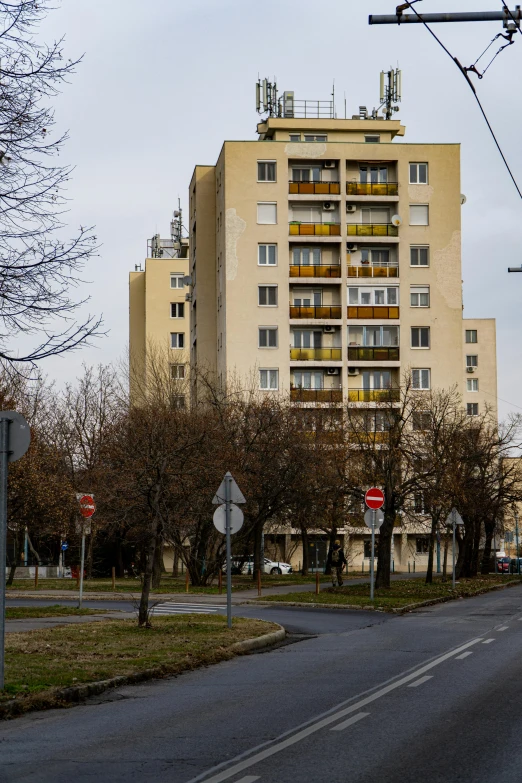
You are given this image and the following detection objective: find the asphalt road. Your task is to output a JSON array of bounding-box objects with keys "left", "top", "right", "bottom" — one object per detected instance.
[{"left": 3, "top": 587, "right": 522, "bottom": 782}]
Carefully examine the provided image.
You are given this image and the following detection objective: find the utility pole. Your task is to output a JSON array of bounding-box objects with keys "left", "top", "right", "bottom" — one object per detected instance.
[{"left": 369, "top": 8, "right": 521, "bottom": 26}]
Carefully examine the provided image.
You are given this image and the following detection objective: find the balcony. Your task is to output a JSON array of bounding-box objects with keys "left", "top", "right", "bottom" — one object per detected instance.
[
  {"left": 348, "top": 389, "right": 401, "bottom": 402},
  {"left": 347, "top": 224, "right": 398, "bottom": 237},
  {"left": 346, "top": 183, "right": 398, "bottom": 196},
  {"left": 347, "top": 306, "right": 400, "bottom": 319},
  {"left": 290, "top": 388, "right": 343, "bottom": 403},
  {"left": 347, "top": 262, "right": 398, "bottom": 279},
  {"left": 289, "top": 182, "right": 340, "bottom": 195},
  {"left": 290, "top": 264, "right": 341, "bottom": 278},
  {"left": 348, "top": 347, "right": 400, "bottom": 361},
  {"left": 290, "top": 348, "right": 342, "bottom": 361},
  {"left": 290, "top": 305, "right": 342, "bottom": 319},
  {"left": 289, "top": 223, "right": 341, "bottom": 236}
]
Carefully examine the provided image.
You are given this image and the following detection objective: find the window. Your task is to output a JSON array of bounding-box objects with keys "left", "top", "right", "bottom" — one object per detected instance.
[
  {"left": 412, "top": 411, "right": 431, "bottom": 431},
  {"left": 466, "top": 355, "right": 478, "bottom": 368},
  {"left": 411, "top": 327, "right": 430, "bottom": 349},
  {"left": 416, "top": 537, "right": 430, "bottom": 553},
  {"left": 467, "top": 403, "right": 479, "bottom": 416},
  {"left": 364, "top": 135, "right": 380, "bottom": 144},
  {"left": 303, "top": 134, "right": 327, "bottom": 142},
  {"left": 361, "top": 207, "right": 390, "bottom": 225},
  {"left": 170, "top": 395, "right": 185, "bottom": 410},
  {"left": 410, "top": 286, "right": 430, "bottom": 308},
  {"left": 170, "top": 364, "right": 185, "bottom": 380},
  {"left": 293, "top": 371, "right": 323, "bottom": 390},
  {"left": 348, "top": 325, "right": 399, "bottom": 347},
  {"left": 170, "top": 302, "right": 185, "bottom": 318},
  {"left": 289, "top": 134, "right": 301, "bottom": 142},
  {"left": 348, "top": 287, "right": 398, "bottom": 306},
  {"left": 364, "top": 538, "right": 379, "bottom": 558},
  {"left": 258, "top": 244, "right": 277, "bottom": 266},
  {"left": 361, "top": 370, "right": 392, "bottom": 390},
  {"left": 259, "top": 327, "right": 278, "bottom": 348},
  {"left": 260, "top": 369, "right": 278, "bottom": 390},
  {"left": 467, "top": 379, "right": 479, "bottom": 392},
  {"left": 361, "top": 248, "right": 391, "bottom": 266},
  {"left": 257, "top": 202, "right": 277, "bottom": 224},
  {"left": 409, "top": 163, "right": 428, "bottom": 184},
  {"left": 257, "top": 161, "right": 276, "bottom": 182},
  {"left": 293, "top": 329, "right": 322, "bottom": 348},
  {"left": 359, "top": 165, "right": 387, "bottom": 183},
  {"left": 410, "top": 246, "right": 429, "bottom": 267},
  {"left": 258, "top": 286, "right": 277, "bottom": 306},
  {"left": 412, "top": 369, "right": 430, "bottom": 390},
  {"left": 292, "top": 247, "right": 321, "bottom": 266},
  {"left": 170, "top": 274, "right": 184, "bottom": 288},
  {"left": 410, "top": 205, "right": 429, "bottom": 226},
  {"left": 465, "top": 330, "right": 478, "bottom": 344},
  {"left": 292, "top": 166, "right": 321, "bottom": 182},
  {"left": 170, "top": 333, "right": 184, "bottom": 349},
  {"left": 293, "top": 289, "right": 322, "bottom": 307}
]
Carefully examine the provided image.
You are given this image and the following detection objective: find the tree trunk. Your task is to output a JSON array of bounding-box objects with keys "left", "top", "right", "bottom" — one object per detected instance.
[
  {"left": 253, "top": 522, "right": 263, "bottom": 582},
  {"left": 470, "top": 518, "right": 483, "bottom": 577},
  {"left": 481, "top": 521, "right": 495, "bottom": 574},
  {"left": 425, "top": 514, "right": 438, "bottom": 585},
  {"left": 300, "top": 524, "right": 309, "bottom": 576},
  {"left": 375, "top": 508, "right": 394, "bottom": 589},
  {"left": 26, "top": 530, "right": 41, "bottom": 565},
  {"left": 6, "top": 529, "right": 21, "bottom": 586},
  {"left": 172, "top": 547, "right": 179, "bottom": 577},
  {"left": 138, "top": 527, "right": 157, "bottom": 627},
  {"left": 324, "top": 526, "right": 337, "bottom": 576},
  {"left": 152, "top": 538, "right": 164, "bottom": 589},
  {"left": 442, "top": 531, "right": 449, "bottom": 581}
]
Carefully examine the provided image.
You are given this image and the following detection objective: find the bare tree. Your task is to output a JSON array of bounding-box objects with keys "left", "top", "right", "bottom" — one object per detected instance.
[{"left": 0, "top": 1, "right": 101, "bottom": 364}]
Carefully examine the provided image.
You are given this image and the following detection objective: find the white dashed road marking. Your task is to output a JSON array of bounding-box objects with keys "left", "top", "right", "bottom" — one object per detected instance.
[
  {"left": 235, "top": 777, "right": 260, "bottom": 783},
  {"left": 482, "top": 639, "right": 495, "bottom": 644},
  {"left": 497, "top": 626, "right": 509, "bottom": 631},
  {"left": 331, "top": 712, "right": 370, "bottom": 732},
  {"left": 408, "top": 676, "right": 433, "bottom": 688},
  {"left": 456, "top": 651, "right": 473, "bottom": 660}
]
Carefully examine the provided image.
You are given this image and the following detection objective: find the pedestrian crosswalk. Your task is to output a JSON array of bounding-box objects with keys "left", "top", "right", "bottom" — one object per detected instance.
[{"left": 151, "top": 602, "right": 225, "bottom": 616}]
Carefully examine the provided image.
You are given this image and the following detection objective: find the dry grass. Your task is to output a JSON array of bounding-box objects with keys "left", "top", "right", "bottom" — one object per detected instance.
[
  {"left": 3, "top": 615, "right": 277, "bottom": 704},
  {"left": 6, "top": 605, "right": 108, "bottom": 620}
]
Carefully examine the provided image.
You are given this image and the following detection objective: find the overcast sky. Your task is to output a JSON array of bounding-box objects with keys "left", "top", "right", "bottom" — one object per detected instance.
[{"left": 36, "top": 0, "right": 522, "bottom": 419}]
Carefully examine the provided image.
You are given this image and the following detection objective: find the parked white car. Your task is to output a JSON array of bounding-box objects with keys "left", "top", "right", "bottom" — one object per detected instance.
[{"left": 229, "top": 557, "right": 293, "bottom": 575}]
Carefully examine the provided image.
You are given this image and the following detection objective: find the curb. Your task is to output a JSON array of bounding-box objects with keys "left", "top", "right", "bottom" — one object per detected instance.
[{"left": 0, "top": 624, "right": 285, "bottom": 721}]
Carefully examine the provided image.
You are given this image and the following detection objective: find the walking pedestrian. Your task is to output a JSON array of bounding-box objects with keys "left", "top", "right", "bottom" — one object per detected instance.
[{"left": 327, "top": 540, "right": 347, "bottom": 587}]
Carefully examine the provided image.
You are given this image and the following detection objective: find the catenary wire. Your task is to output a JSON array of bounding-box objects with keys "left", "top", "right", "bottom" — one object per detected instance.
[{"left": 402, "top": 1, "right": 522, "bottom": 201}]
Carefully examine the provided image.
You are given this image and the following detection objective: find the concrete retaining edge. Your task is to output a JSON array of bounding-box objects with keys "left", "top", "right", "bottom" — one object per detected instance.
[{"left": 0, "top": 624, "right": 285, "bottom": 721}]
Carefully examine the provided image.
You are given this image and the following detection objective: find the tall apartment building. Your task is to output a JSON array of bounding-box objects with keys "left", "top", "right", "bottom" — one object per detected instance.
[
  {"left": 188, "top": 105, "right": 497, "bottom": 422},
  {"left": 129, "top": 227, "right": 190, "bottom": 403}
]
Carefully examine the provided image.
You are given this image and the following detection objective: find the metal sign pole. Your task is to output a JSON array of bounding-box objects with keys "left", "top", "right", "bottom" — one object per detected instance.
[
  {"left": 452, "top": 514, "right": 456, "bottom": 589},
  {"left": 0, "top": 419, "right": 9, "bottom": 690},
  {"left": 370, "top": 509, "right": 376, "bottom": 601},
  {"left": 516, "top": 513, "right": 520, "bottom": 574},
  {"left": 78, "top": 531, "right": 86, "bottom": 609},
  {"left": 225, "top": 474, "right": 232, "bottom": 629}
]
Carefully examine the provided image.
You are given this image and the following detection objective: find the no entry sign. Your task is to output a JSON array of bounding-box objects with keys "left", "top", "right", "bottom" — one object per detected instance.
[
  {"left": 365, "top": 487, "right": 384, "bottom": 510},
  {"left": 79, "top": 495, "right": 96, "bottom": 518}
]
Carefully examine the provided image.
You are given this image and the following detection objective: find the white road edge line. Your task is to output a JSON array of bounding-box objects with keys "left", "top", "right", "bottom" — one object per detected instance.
[
  {"left": 455, "top": 651, "right": 473, "bottom": 659},
  {"left": 189, "top": 637, "right": 483, "bottom": 783},
  {"left": 482, "top": 638, "right": 495, "bottom": 644},
  {"left": 497, "top": 626, "right": 508, "bottom": 631},
  {"left": 331, "top": 712, "right": 370, "bottom": 732},
  {"left": 234, "top": 777, "right": 260, "bottom": 783},
  {"left": 408, "top": 676, "right": 433, "bottom": 688}
]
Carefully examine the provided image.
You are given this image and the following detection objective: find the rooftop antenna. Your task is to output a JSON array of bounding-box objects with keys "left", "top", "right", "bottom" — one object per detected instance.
[
  {"left": 256, "top": 77, "right": 278, "bottom": 116},
  {"left": 378, "top": 67, "right": 402, "bottom": 119}
]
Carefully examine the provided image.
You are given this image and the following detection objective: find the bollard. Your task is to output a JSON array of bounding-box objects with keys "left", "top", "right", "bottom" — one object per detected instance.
[
  {"left": 34, "top": 564, "right": 38, "bottom": 589},
  {"left": 257, "top": 569, "right": 261, "bottom": 597},
  {"left": 413, "top": 560, "right": 416, "bottom": 573},
  {"left": 218, "top": 569, "right": 222, "bottom": 595},
  {"left": 111, "top": 566, "right": 115, "bottom": 591},
  {"left": 76, "top": 571, "right": 80, "bottom": 588},
  {"left": 408, "top": 562, "right": 411, "bottom": 573},
  {"left": 185, "top": 569, "right": 189, "bottom": 592}
]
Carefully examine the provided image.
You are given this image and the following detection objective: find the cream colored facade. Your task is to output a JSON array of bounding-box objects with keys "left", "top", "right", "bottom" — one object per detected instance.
[
  {"left": 129, "top": 236, "right": 190, "bottom": 401},
  {"left": 186, "top": 113, "right": 498, "bottom": 571}
]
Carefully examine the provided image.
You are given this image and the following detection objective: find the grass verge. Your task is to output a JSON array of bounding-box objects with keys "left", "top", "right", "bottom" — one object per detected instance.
[
  {"left": 261, "top": 575, "right": 522, "bottom": 612},
  {"left": 3, "top": 615, "right": 278, "bottom": 714},
  {"left": 6, "top": 605, "right": 109, "bottom": 620}
]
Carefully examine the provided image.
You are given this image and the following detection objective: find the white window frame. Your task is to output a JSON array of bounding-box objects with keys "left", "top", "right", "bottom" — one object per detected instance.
[
  {"left": 292, "top": 247, "right": 322, "bottom": 266},
  {"left": 258, "top": 327, "right": 278, "bottom": 348},
  {"left": 170, "top": 364, "right": 185, "bottom": 380},
  {"left": 303, "top": 134, "right": 327, "bottom": 142},
  {"left": 348, "top": 286, "right": 399, "bottom": 306},
  {"left": 258, "top": 285, "right": 278, "bottom": 307},
  {"left": 412, "top": 369, "right": 431, "bottom": 390},
  {"left": 289, "top": 133, "right": 301, "bottom": 142},
  {"left": 411, "top": 327, "right": 430, "bottom": 349},
  {"left": 257, "top": 202, "right": 277, "bottom": 225},
  {"left": 409, "top": 162, "right": 429, "bottom": 184},
  {"left": 465, "top": 330, "right": 478, "bottom": 344},
  {"left": 410, "top": 246, "right": 429, "bottom": 267},
  {"left": 259, "top": 368, "right": 279, "bottom": 390},
  {"left": 257, "top": 161, "right": 277, "bottom": 183},
  {"left": 170, "top": 302, "right": 185, "bottom": 319},
  {"left": 410, "top": 286, "right": 430, "bottom": 308},
  {"left": 467, "top": 402, "right": 479, "bottom": 416},
  {"left": 258, "top": 244, "right": 277, "bottom": 266},
  {"left": 410, "top": 205, "right": 429, "bottom": 226},
  {"left": 170, "top": 333, "right": 185, "bottom": 349},
  {"left": 170, "top": 274, "right": 184, "bottom": 289},
  {"left": 466, "top": 355, "right": 478, "bottom": 368},
  {"left": 467, "top": 378, "right": 479, "bottom": 392}
]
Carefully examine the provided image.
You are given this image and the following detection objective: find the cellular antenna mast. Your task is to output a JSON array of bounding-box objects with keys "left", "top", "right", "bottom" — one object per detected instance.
[{"left": 379, "top": 67, "right": 402, "bottom": 119}]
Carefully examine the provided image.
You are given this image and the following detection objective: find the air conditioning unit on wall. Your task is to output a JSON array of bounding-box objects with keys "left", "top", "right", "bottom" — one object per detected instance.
[
  {"left": 348, "top": 368, "right": 360, "bottom": 376},
  {"left": 327, "top": 368, "right": 340, "bottom": 376},
  {"left": 323, "top": 160, "right": 336, "bottom": 169},
  {"left": 323, "top": 201, "right": 334, "bottom": 211},
  {"left": 346, "top": 204, "right": 357, "bottom": 214},
  {"left": 323, "top": 325, "right": 335, "bottom": 334},
  {"left": 466, "top": 367, "right": 475, "bottom": 373}
]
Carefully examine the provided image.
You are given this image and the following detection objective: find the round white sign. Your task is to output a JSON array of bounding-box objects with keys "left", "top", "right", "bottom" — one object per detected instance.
[{"left": 213, "top": 503, "right": 244, "bottom": 535}]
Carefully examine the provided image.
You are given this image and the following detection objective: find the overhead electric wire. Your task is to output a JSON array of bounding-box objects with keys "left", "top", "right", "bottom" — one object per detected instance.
[{"left": 403, "top": 1, "right": 522, "bottom": 201}]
